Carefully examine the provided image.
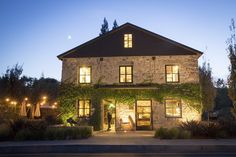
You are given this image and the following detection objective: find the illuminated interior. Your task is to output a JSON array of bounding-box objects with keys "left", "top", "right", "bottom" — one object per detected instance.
[
  {"left": 124, "top": 34, "right": 132, "bottom": 48},
  {"left": 165, "top": 99, "right": 181, "bottom": 117},
  {"left": 78, "top": 100, "right": 90, "bottom": 117},
  {"left": 166, "top": 65, "right": 179, "bottom": 82},
  {"left": 79, "top": 67, "right": 91, "bottom": 83},
  {"left": 136, "top": 100, "right": 151, "bottom": 128},
  {"left": 120, "top": 66, "right": 132, "bottom": 83}
]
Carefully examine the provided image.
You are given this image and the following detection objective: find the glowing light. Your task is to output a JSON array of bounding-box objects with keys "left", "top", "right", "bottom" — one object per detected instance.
[
  {"left": 42, "top": 96, "right": 47, "bottom": 100},
  {"left": 26, "top": 103, "right": 31, "bottom": 107},
  {"left": 52, "top": 105, "right": 56, "bottom": 109},
  {"left": 24, "top": 97, "right": 28, "bottom": 101},
  {"left": 5, "top": 98, "right": 10, "bottom": 102},
  {"left": 11, "top": 101, "right": 17, "bottom": 105},
  {"left": 54, "top": 102, "right": 58, "bottom": 105}
]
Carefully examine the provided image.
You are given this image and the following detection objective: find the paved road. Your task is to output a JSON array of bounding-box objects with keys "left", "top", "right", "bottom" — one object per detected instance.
[{"left": 1, "top": 153, "right": 236, "bottom": 157}]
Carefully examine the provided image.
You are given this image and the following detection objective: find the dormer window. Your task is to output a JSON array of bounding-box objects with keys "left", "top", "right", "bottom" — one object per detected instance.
[{"left": 124, "top": 34, "right": 132, "bottom": 48}]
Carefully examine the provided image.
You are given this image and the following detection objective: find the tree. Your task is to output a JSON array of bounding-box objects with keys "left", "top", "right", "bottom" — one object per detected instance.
[
  {"left": 99, "top": 17, "right": 109, "bottom": 36},
  {"left": 228, "top": 18, "right": 236, "bottom": 113},
  {"left": 199, "top": 61, "right": 216, "bottom": 113},
  {"left": 228, "top": 19, "right": 236, "bottom": 97},
  {"left": 112, "top": 20, "right": 118, "bottom": 29},
  {"left": 216, "top": 78, "right": 226, "bottom": 88}
]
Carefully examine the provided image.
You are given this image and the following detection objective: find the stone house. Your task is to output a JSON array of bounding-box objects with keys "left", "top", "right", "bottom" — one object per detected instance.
[{"left": 58, "top": 23, "right": 203, "bottom": 131}]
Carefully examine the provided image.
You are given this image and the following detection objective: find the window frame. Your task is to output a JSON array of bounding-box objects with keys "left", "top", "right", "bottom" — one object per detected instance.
[
  {"left": 78, "top": 66, "right": 92, "bottom": 84},
  {"left": 124, "top": 34, "right": 133, "bottom": 48},
  {"left": 165, "top": 65, "right": 180, "bottom": 83},
  {"left": 77, "top": 99, "right": 91, "bottom": 118},
  {"left": 119, "top": 65, "right": 133, "bottom": 83},
  {"left": 164, "top": 99, "right": 182, "bottom": 118}
]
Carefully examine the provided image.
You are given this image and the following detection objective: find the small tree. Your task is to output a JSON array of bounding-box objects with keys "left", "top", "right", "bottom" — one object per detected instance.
[
  {"left": 100, "top": 17, "right": 109, "bottom": 36},
  {"left": 112, "top": 20, "right": 118, "bottom": 29},
  {"left": 199, "top": 61, "right": 216, "bottom": 114}
]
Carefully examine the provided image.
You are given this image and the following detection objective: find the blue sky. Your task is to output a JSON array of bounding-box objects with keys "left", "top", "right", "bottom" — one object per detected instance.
[{"left": 0, "top": 0, "right": 235, "bottom": 81}]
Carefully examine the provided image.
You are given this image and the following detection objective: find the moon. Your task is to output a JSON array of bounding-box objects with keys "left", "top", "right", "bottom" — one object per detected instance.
[{"left": 68, "top": 35, "right": 72, "bottom": 40}]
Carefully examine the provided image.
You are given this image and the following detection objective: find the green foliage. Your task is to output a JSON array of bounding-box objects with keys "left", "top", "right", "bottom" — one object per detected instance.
[
  {"left": 0, "top": 124, "right": 13, "bottom": 141},
  {"left": 180, "top": 120, "right": 227, "bottom": 138},
  {"left": 154, "top": 127, "right": 191, "bottom": 139},
  {"left": 44, "top": 126, "right": 92, "bottom": 140},
  {"left": 14, "top": 129, "right": 35, "bottom": 141},
  {"left": 228, "top": 19, "right": 236, "bottom": 114},
  {"left": 199, "top": 62, "right": 216, "bottom": 112},
  {"left": 58, "top": 83, "right": 202, "bottom": 129}
]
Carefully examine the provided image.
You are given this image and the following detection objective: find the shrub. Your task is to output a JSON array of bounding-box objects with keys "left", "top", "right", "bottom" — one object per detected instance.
[
  {"left": 178, "top": 130, "right": 191, "bottom": 139},
  {"left": 154, "top": 127, "right": 191, "bottom": 139},
  {"left": 44, "top": 126, "right": 92, "bottom": 140},
  {"left": 44, "top": 115, "right": 63, "bottom": 125},
  {"left": 9, "top": 118, "right": 26, "bottom": 133},
  {"left": 180, "top": 120, "right": 201, "bottom": 137},
  {"left": 154, "top": 127, "right": 168, "bottom": 138},
  {"left": 0, "top": 124, "right": 13, "bottom": 141},
  {"left": 180, "top": 120, "right": 226, "bottom": 138},
  {"left": 15, "top": 129, "right": 35, "bottom": 141}
]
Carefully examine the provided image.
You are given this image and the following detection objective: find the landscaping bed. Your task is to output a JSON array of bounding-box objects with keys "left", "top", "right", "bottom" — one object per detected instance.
[
  {"left": 155, "top": 120, "right": 236, "bottom": 139},
  {"left": 0, "top": 119, "right": 93, "bottom": 141}
]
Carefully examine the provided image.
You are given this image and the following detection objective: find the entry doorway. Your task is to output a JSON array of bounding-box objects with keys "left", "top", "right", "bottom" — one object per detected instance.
[
  {"left": 103, "top": 100, "right": 116, "bottom": 131},
  {"left": 136, "top": 100, "right": 152, "bottom": 130}
]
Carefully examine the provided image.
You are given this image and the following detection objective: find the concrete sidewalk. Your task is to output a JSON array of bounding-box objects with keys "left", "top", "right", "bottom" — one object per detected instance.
[{"left": 1, "top": 131, "right": 236, "bottom": 154}]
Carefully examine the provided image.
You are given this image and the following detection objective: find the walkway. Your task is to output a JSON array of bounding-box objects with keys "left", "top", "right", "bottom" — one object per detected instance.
[{"left": 1, "top": 131, "right": 236, "bottom": 154}]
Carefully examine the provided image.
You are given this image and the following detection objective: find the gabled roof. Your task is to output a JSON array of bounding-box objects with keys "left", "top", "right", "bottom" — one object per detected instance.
[{"left": 57, "top": 22, "right": 203, "bottom": 60}]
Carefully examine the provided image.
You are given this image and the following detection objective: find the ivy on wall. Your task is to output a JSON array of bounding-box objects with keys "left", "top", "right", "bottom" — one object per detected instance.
[{"left": 58, "top": 83, "right": 202, "bottom": 130}]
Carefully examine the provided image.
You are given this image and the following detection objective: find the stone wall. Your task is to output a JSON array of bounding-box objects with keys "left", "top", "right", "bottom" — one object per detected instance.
[
  {"left": 102, "top": 99, "right": 201, "bottom": 130},
  {"left": 61, "top": 55, "right": 199, "bottom": 84},
  {"left": 152, "top": 100, "right": 201, "bottom": 129}
]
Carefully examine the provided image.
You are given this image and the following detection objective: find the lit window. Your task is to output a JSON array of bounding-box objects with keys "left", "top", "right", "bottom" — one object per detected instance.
[
  {"left": 119, "top": 66, "right": 133, "bottom": 83},
  {"left": 124, "top": 34, "right": 132, "bottom": 48},
  {"left": 166, "top": 65, "right": 179, "bottom": 83},
  {"left": 78, "top": 100, "right": 91, "bottom": 117},
  {"left": 165, "top": 99, "right": 181, "bottom": 118},
  {"left": 79, "top": 67, "right": 91, "bottom": 84}
]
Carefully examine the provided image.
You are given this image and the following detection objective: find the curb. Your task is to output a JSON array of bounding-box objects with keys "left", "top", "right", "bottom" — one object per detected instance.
[{"left": 1, "top": 144, "right": 236, "bottom": 154}]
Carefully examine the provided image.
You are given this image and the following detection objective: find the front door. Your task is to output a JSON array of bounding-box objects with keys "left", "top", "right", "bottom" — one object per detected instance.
[
  {"left": 136, "top": 100, "right": 152, "bottom": 130},
  {"left": 103, "top": 101, "right": 116, "bottom": 131}
]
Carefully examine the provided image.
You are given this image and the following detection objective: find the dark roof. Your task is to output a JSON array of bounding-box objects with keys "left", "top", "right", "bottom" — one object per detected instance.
[{"left": 58, "top": 22, "right": 203, "bottom": 60}]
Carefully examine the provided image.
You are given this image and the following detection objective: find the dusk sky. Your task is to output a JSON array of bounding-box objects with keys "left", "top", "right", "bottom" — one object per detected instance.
[{"left": 0, "top": 0, "right": 235, "bottom": 81}]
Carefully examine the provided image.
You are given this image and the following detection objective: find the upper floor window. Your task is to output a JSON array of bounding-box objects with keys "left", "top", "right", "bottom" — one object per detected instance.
[
  {"left": 78, "top": 99, "right": 91, "bottom": 117},
  {"left": 79, "top": 67, "right": 91, "bottom": 84},
  {"left": 165, "top": 99, "right": 182, "bottom": 118},
  {"left": 165, "top": 65, "right": 179, "bottom": 83},
  {"left": 124, "top": 34, "right": 132, "bottom": 48},
  {"left": 119, "top": 66, "right": 133, "bottom": 83}
]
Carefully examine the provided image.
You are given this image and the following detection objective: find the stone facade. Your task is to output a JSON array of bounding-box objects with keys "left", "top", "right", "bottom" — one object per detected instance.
[
  {"left": 61, "top": 55, "right": 199, "bottom": 84},
  {"left": 61, "top": 55, "right": 201, "bottom": 130},
  {"left": 152, "top": 100, "right": 200, "bottom": 129}
]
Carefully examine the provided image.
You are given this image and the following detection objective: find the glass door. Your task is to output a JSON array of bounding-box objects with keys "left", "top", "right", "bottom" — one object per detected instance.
[{"left": 136, "top": 100, "right": 152, "bottom": 130}]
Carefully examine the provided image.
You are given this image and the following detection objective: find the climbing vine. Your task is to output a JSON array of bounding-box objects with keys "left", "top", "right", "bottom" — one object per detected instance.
[{"left": 58, "top": 83, "right": 202, "bottom": 130}]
